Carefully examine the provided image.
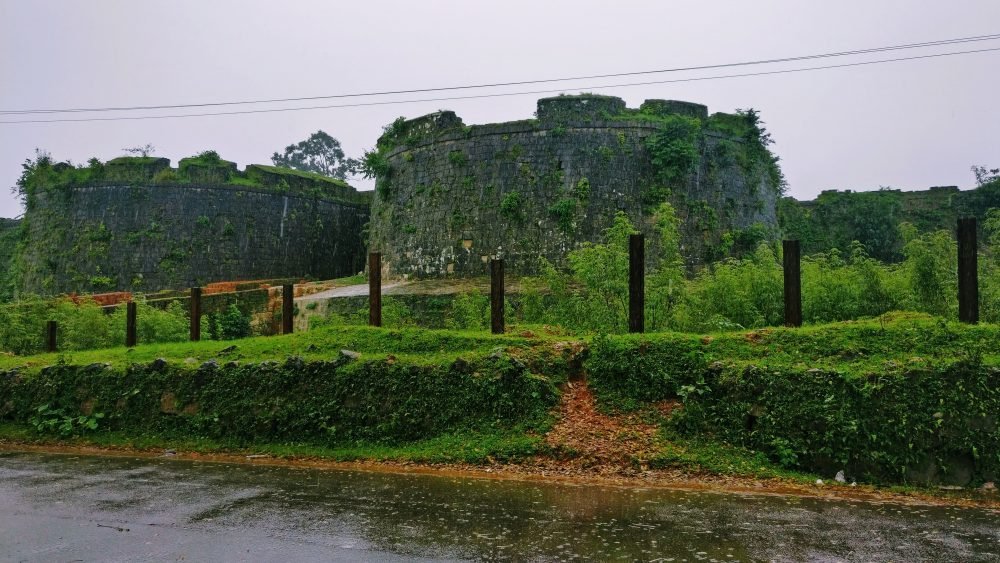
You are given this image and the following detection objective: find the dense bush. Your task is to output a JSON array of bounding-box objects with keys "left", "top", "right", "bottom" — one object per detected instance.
[
  {"left": 0, "top": 297, "right": 256, "bottom": 355},
  {"left": 508, "top": 206, "right": 1000, "bottom": 333},
  {"left": 586, "top": 318, "right": 1000, "bottom": 484},
  {"left": 0, "top": 348, "right": 562, "bottom": 446}
]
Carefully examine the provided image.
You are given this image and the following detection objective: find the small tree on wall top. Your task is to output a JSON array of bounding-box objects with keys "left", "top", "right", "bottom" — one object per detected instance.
[{"left": 272, "top": 130, "right": 359, "bottom": 180}]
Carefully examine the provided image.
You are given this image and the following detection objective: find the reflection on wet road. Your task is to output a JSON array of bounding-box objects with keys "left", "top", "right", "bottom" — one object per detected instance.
[{"left": 1, "top": 451, "right": 998, "bottom": 561}]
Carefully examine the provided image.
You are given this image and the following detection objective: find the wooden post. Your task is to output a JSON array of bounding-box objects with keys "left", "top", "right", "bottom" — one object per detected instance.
[
  {"left": 190, "top": 287, "right": 202, "bottom": 341},
  {"left": 783, "top": 240, "right": 802, "bottom": 327},
  {"left": 126, "top": 301, "right": 137, "bottom": 347},
  {"left": 958, "top": 217, "right": 979, "bottom": 324},
  {"left": 369, "top": 252, "right": 382, "bottom": 327},
  {"left": 628, "top": 234, "right": 644, "bottom": 333},
  {"left": 45, "top": 320, "right": 57, "bottom": 353},
  {"left": 490, "top": 258, "right": 505, "bottom": 335},
  {"left": 282, "top": 284, "right": 294, "bottom": 334}
]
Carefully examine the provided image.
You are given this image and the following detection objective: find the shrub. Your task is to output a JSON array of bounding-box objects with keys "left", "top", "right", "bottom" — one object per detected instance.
[{"left": 499, "top": 191, "right": 522, "bottom": 219}]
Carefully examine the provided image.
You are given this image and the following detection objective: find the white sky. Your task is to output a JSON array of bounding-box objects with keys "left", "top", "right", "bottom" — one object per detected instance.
[{"left": 1, "top": 0, "right": 998, "bottom": 218}]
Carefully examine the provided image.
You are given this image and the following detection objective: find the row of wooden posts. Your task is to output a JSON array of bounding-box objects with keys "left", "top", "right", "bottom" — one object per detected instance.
[
  {"left": 44, "top": 284, "right": 298, "bottom": 353},
  {"left": 42, "top": 218, "right": 982, "bottom": 352},
  {"left": 628, "top": 217, "right": 980, "bottom": 331},
  {"left": 367, "top": 216, "right": 983, "bottom": 334}
]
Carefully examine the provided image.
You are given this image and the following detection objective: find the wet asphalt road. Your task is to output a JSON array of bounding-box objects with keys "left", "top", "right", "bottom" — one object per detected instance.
[{"left": 1, "top": 451, "right": 999, "bottom": 562}]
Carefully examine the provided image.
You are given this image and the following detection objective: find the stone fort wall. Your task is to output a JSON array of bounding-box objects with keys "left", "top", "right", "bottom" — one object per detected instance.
[
  {"left": 367, "top": 94, "right": 781, "bottom": 278},
  {"left": 16, "top": 159, "right": 370, "bottom": 295}
]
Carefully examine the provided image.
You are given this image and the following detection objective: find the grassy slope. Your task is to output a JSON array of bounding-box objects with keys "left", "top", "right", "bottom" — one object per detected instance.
[
  {"left": 0, "top": 325, "right": 573, "bottom": 465},
  {"left": 0, "top": 325, "right": 551, "bottom": 375},
  {"left": 1, "top": 314, "right": 996, "bottom": 484}
]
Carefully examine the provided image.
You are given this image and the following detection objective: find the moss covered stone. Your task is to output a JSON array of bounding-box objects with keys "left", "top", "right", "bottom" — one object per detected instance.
[{"left": 368, "top": 95, "right": 784, "bottom": 278}]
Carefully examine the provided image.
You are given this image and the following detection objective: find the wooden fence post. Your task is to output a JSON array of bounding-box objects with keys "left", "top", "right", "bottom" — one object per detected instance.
[
  {"left": 282, "top": 284, "right": 294, "bottom": 334},
  {"left": 490, "top": 258, "right": 505, "bottom": 334},
  {"left": 783, "top": 240, "right": 802, "bottom": 327},
  {"left": 369, "top": 252, "right": 382, "bottom": 327},
  {"left": 46, "top": 320, "right": 57, "bottom": 353},
  {"left": 126, "top": 301, "right": 137, "bottom": 347},
  {"left": 628, "top": 233, "right": 645, "bottom": 333},
  {"left": 958, "top": 217, "right": 979, "bottom": 324},
  {"left": 190, "top": 287, "right": 202, "bottom": 341}
]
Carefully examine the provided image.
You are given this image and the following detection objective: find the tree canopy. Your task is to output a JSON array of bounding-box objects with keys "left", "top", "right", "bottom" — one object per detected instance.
[{"left": 271, "top": 131, "right": 358, "bottom": 179}]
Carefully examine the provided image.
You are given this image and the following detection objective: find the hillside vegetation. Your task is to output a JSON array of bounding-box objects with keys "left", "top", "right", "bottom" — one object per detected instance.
[{"left": 0, "top": 316, "right": 997, "bottom": 487}]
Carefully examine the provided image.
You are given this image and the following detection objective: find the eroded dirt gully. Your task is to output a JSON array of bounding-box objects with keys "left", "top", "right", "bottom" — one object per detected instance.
[{"left": 2, "top": 381, "right": 998, "bottom": 512}]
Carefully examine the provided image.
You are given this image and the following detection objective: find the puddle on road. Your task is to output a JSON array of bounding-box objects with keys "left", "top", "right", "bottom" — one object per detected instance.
[{"left": 1, "top": 451, "right": 999, "bottom": 561}]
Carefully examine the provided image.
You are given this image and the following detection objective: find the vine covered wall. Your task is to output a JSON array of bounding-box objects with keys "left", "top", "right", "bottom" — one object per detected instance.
[
  {"left": 367, "top": 94, "right": 785, "bottom": 278},
  {"left": 11, "top": 155, "right": 371, "bottom": 295},
  {"left": 0, "top": 218, "right": 21, "bottom": 299}
]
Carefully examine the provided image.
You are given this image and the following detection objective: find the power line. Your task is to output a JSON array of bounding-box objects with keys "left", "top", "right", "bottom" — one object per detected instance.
[
  {"left": 2, "top": 33, "right": 999, "bottom": 115},
  {"left": 2, "top": 46, "right": 998, "bottom": 125}
]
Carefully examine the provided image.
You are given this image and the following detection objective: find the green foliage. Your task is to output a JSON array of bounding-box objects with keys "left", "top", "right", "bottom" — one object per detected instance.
[
  {"left": 499, "top": 191, "right": 522, "bottom": 220},
  {"left": 735, "top": 109, "right": 786, "bottom": 194},
  {"left": 110, "top": 300, "right": 191, "bottom": 346},
  {"left": 780, "top": 190, "right": 905, "bottom": 262},
  {"left": 574, "top": 177, "right": 591, "bottom": 200},
  {"left": 29, "top": 404, "right": 104, "bottom": 436},
  {"left": 547, "top": 198, "right": 578, "bottom": 233},
  {"left": 0, "top": 326, "right": 564, "bottom": 447},
  {"left": 901, "top": 224, "right": 957, "bottom": 317},
  {"left": 10, "top": 149, "right": 356, "bottom": 212},
  {"left": 641, "top": 184, "right": 671, "bottom": 209},
  {"left": 586, "top": 317, "right": 1000, "bottom": 483},
  {"left": 561, "top": 212, "right": 636, "bottom": 331},
  {"left": 361, "top": 150, "right": 391, "bottom": 182},
  {"left": 644, "top": 115, "right": 701, "bottom": 185},
  {"left": 515, "top": 209, "right": 994, "bottom": 333},
  {"left": 377, "top": 117, "right": 409, "bottom": 150},
  {"left": 647, "top": 203, "right": 686, "bottom": 330},
  {"left": 447, "top": 291, "right": 489, "bottom": 330},
  {"left": 152, "top": 168, "right": 180, "bottom": 183},
  {"left": 210, "top": 303, "right": 252, "bottom": 340},
  {"left": 448, "top": 150, "right": 468, "bottom": 167},
  {"left": 683, "top": 244, "right": 784, "bottom": 330},
  {"left": 985, "top": 208, "right": 1000, "bottom": 248}
]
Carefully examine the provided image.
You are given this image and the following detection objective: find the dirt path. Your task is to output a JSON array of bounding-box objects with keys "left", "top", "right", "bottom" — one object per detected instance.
[
  {"left": 543, "top": 382, "right": 663, "bottom": 468},
  {"left": 297, "top": 277, "right": 529, "bottom": 302},
  {"left": 298, "top": 281, "right": 406, "bottom": 300}
]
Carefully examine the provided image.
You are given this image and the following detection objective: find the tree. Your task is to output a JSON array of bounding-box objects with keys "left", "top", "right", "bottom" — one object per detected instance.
[
  {"left": 271, "top": 130, "right": 358, "bottom": 179},
  {"left": 122, "top": 144, "right": 156, "bottom": 157},
  {"left": 972, "top": 165, "right": 1000, "bottom": 187}
]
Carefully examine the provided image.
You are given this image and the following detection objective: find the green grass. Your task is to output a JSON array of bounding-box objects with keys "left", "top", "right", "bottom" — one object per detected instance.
[
  {"left": 248, "top": 164, "right": 351, "bottom": 187},
  {"left": 650, "top": 435, "right": 815, "bottom": 482},
  {"left": 609, "top": 313, "right": 1000, "bottom": 376},
  {"left": 0, "top": 423, "right": 547, "bottom": 465},
  {"left": 106, "top": 156, "right": 161, "bottom": 165},
  {"left": 0, "top": 324, "right": 559, "bottom": 376},
  {"left": 331, "top": 274, "right": 366, "bottom": 286},
  {"left": 3, "top": 316, "right": 997, "bottom": 486}
]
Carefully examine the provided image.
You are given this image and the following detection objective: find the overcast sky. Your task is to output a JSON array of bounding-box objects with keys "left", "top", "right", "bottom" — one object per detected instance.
[{"left": 1, "top": 0, "right": 998, "bottom": 218}]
